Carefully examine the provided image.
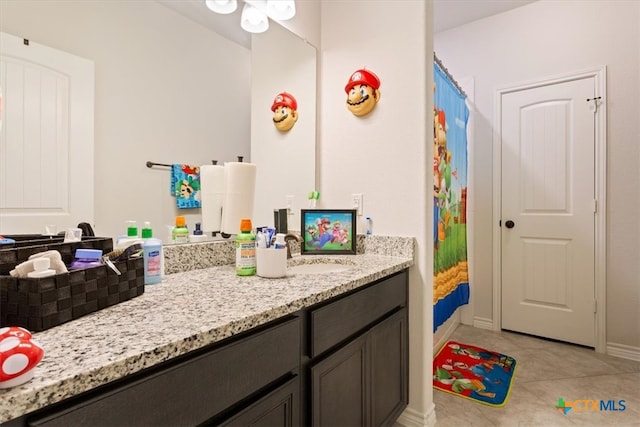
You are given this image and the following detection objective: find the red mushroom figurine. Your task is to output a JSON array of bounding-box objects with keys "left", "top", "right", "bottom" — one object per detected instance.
[
  {"left": 0, "top": 326, "right": 32, "bottom": 341},
  {"left": 0, "top": 327, "right": 44, "bottom": 389}
]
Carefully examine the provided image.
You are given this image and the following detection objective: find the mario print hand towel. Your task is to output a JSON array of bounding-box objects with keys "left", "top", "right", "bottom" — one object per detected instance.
[{"left": 171, "top": 164, "right": 201, "bottom": 209}]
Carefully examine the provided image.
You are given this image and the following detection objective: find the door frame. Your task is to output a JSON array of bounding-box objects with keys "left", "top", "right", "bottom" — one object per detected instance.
[{"left": 492, "top": 66, "right": 607, "bottom": 353}]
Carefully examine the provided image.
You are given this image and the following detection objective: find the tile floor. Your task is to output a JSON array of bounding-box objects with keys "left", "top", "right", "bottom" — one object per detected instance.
[{"left": 430, "top": 325, "right": 640, "bottom": 426}]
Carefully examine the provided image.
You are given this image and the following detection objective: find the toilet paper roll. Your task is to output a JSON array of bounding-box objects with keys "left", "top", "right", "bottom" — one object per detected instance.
[
  {"left": 221, "top": 162, "right": 257, "bottom": 235},
  {"left": 200, "top": 164, "right": 225, "bottom": 232}
]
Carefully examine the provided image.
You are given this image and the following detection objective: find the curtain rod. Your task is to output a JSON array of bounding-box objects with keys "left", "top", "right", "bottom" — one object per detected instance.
[{"left": 433, "top": 52, "right": 467, "bottom": 99}]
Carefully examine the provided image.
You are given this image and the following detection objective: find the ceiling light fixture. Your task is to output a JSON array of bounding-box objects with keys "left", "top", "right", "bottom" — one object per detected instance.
[
  {"left": 204, "top": 0, "right": 238, "bottom": 14},
  {"left": 266, "top": 0, "right": 296, "bottom": 21},
  {"left": 240, "top": 3, "right": 269, "bottom": 34},
  {"left": 205, "top": 0, "right": 295, "bottom": 34}
]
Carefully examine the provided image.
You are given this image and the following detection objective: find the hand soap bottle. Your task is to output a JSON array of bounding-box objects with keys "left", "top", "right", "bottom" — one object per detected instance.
[
  {"left": 116, "top": 220, "right": 143, "bottom": 250},
  {"left": 142, "top": 222, "right": 163, "bottom": 285},
  {"left": 235, "top": 218, "right": 256, "bottom": 276}
]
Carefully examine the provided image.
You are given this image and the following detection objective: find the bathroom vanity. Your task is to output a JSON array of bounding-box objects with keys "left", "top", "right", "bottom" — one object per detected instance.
[{"left": 0, "top": 244, "right": 412, "bottom": 426}]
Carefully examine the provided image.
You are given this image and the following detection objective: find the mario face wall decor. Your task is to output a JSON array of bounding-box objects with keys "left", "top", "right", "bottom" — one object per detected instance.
[
  {"left": 345, "top": 69, "right": 381, "bottom": 117},
  {"left": 271, "top": 92, "right": 298, "bottom": 132}
]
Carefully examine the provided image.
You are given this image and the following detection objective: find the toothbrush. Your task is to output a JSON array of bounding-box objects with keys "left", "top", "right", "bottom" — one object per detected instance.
[{"left": 308, "top": 191, "right": 320, "bottom": 208}]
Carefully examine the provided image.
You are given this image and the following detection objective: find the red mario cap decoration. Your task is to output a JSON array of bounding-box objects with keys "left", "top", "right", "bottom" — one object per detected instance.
[
  {"left": 271, "top": 92, "right": 298, "bottom": 132},
  {"left": 344, "top": 69, "right": 380, "bottom": 93},
  {"left": 271, "top": 92, "right": 297, "bottom": 112},
  {"left": 345, "top": 68, "right": 382, "bottom": 117}
]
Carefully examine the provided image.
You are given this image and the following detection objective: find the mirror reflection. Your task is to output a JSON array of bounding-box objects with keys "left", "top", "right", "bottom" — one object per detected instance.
[{"left": 0, "top": 0, "right": 316, "bottom": 241}]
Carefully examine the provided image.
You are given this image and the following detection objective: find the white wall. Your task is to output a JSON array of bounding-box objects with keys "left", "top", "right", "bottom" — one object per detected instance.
[
  {"left": 1, "top": 0, "right": 251, "bottom": 240},
  {"left": 435, "top": 0, "right": 640, "bottom": 349},
  {"left": 251, "top": 23, "right": 316, "bottom": 229},
  {"left": 320, "top": 1, "right": 435, "bottom": 424}
]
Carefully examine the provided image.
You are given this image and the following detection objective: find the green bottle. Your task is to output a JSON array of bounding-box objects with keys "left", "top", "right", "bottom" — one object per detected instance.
[
  {"left": 172, "top": 216, "right": 189, "bottom": 244},
  {"left": 236, "top": 218, "right": 256, "bottom": 276}
]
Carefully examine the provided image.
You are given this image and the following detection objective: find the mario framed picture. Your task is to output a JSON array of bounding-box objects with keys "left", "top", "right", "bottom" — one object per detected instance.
[
  {"left": 345, "top": 68, "right": 381, "bottom": 117},
  {"left": 301, "top": 209, "right": 357, "bottom": 255},
  {"left": 271, "top": 92, "right": 298, "bottom": 132}
]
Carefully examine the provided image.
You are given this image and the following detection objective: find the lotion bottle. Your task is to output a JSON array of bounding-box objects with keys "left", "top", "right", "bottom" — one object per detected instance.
[{"left": 142, "top": 223, "right": 164, "bottom": 284}]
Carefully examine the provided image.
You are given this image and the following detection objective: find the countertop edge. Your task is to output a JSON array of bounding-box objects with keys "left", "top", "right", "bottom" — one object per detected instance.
[{"left": 1, "top": 256, "right": 413, "bottom": 423}]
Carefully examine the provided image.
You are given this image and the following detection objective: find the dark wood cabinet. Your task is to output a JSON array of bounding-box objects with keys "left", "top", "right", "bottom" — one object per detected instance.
[
  {"left": 13, "top": 317, "right": 301, "bottom": 427},
  {"left": 311, "top": 334, "right": 368, "bottom": 426},
  {"left": 218, "top": 376, "right": 299, "bottom": 427},
  {"left": 369, "top": 309, "right": 408, "bottom": 427},
  {"left": 309, "top": 271, "right": 408, "bottom": 427},
  {"left": 5, "top": 269, "right": 408, "bottom": 427}
]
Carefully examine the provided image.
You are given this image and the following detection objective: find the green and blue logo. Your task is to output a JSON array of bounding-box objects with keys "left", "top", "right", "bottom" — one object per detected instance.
[{"left": 555, "top": 397, "right": 626, "bottom": 415}]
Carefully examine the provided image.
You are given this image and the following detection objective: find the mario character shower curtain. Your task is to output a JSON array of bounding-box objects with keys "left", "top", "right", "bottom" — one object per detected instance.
[{"left": 433, "top": 61, "right": 470, "bottom": 331}]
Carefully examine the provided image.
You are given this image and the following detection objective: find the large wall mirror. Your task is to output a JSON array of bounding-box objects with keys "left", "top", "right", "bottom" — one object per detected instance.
[{"left": 0, "top": 0, "right": 316, "bottom": 240}]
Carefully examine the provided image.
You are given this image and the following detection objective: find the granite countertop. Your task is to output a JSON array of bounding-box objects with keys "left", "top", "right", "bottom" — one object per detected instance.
[{"left": 0, "top": 236, "right": 414, "bottom": 423}]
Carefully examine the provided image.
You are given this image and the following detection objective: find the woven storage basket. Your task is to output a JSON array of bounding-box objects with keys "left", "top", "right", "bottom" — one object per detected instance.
[
  {"left": 0, "top": 236, "right": 113, "bottom": 276},
  {"left": 0, "top": 257, "right": 144, "bottom": 332}
]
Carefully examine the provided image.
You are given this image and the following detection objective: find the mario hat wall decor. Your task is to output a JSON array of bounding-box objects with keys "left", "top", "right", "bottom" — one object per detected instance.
[
  {"left": 271, "top": 92, "right": 298, "bottom": 132},
  {"left": 345, "top": 68, "right": 381, "bottom": 117}
]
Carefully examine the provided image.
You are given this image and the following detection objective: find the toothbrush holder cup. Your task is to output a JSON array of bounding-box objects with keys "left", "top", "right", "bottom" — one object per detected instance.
[{"left": 256, "top": 248, "right": 287, "bottom": 278}]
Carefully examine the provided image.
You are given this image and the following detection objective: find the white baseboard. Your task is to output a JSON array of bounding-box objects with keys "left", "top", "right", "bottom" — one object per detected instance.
[
  {"left": 396, "top": 404, "right": 437, "bottom": 427},
  {"left": 473, "top": 316, "right": 493, "bottom": 330},
  {"left": 607, "top": 342, "right": 640, "bottom": 361}
]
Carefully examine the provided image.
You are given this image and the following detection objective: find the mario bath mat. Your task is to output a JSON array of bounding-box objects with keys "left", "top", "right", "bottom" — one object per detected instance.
[{"left": 433, "top": 341, "right": 517, "bottom": 407}]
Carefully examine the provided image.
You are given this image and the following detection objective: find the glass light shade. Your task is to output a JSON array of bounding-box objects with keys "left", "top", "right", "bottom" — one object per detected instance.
[
  {"left": 266, "top": 0, "right": 296, "bottom": 20},
  {"left": 241, "top": 3, "right": 269, "bottom": 33},
  {"left": 205, "top": 0, "right": 238, "bottom": 14}
]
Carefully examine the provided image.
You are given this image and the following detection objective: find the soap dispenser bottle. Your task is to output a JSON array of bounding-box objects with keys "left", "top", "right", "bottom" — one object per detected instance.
[{"left": 142, "top": 222, "right": 163, "bottom": 285}]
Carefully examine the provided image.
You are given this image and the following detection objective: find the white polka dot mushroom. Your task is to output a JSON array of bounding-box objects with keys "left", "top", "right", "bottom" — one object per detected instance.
[{"left": 0, "top": 326, "right": 44, "bottom": 389}]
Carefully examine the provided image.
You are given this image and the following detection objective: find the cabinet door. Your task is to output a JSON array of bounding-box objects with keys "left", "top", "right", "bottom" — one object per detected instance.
[
  {"left": 311, "top": 334, "right": 368, "bottom": 427},
  {"left": 218, "top": 376, "right": 299, "bottom": 427},
  {"left": 369, "top": 309, "right": 408, "bottom": 427}
]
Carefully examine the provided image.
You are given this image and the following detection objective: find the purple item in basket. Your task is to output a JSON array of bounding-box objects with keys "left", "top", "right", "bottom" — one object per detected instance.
[{"left": 69, "top": 248, "right": 103, "bottom": 270}]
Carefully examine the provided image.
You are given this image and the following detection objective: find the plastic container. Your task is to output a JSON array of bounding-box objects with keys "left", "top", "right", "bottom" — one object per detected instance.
[
  {"left": 172, "top": 216, "right": 189, "bottom": 244},
  {"left": 27, "top": 257, "right": 56, "bottom": 278},
  {"left": 69, "top": 249, "right": 103, "bottom": 270},
  {"left": 256, "top": 247, "right": 287, "bottom": 278},
  {"left": 143, "top": 237, "right": 163, "bottom": 285},
  {"left": 126, "top": 220, "right": 138, "bottom": 238},
  {"left": 116, "top": 221, "right": 143, "bottom": 250},
  {"left": 141, "top": 221, "right": 153, "bottom": 239},
  {"left": 235, "top": 218, "right": 256, "bottom": 276},
  {"left": 189, "top": 222, "right": 211, "bottom": 243},
  {"left": 274, "top": 233, "right": 287, "bottom": 249}
]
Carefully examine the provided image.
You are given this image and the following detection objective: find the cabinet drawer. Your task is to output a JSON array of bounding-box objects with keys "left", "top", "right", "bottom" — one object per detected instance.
[
  {"left": 309, "top": 271, "right": 407, "bottom": 358},
  {"left": 29, "top": 317, "right": 300, "bottom": 427},
  {"left": 219, "top": 376, "right": 300, "bottom": 426}
]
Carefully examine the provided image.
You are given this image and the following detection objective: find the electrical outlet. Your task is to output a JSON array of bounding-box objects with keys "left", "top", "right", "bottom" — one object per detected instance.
[
  {"left": 286, "top": 195, "right": 294, "bottom": 215},
  {"left": 351, "top": 193, "right": 364, "bottom": 216}
]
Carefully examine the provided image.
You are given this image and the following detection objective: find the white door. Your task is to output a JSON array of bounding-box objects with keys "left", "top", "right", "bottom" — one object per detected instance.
[
  {"left": 0, "top": 32, "right": 94, "bottom": 235},
  {"left": 501, "top": 76, "right": 596, "bottom": 347}
]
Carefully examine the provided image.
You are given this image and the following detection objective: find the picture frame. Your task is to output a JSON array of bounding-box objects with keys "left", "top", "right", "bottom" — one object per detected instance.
[{"left": 301, "top": 209, "right": 357, "bottom": 255}]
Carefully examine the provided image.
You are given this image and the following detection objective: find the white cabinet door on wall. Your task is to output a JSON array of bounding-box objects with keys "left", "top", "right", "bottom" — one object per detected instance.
[{"left": 0, "top": 32, "right": 94, "bottom": 234}]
